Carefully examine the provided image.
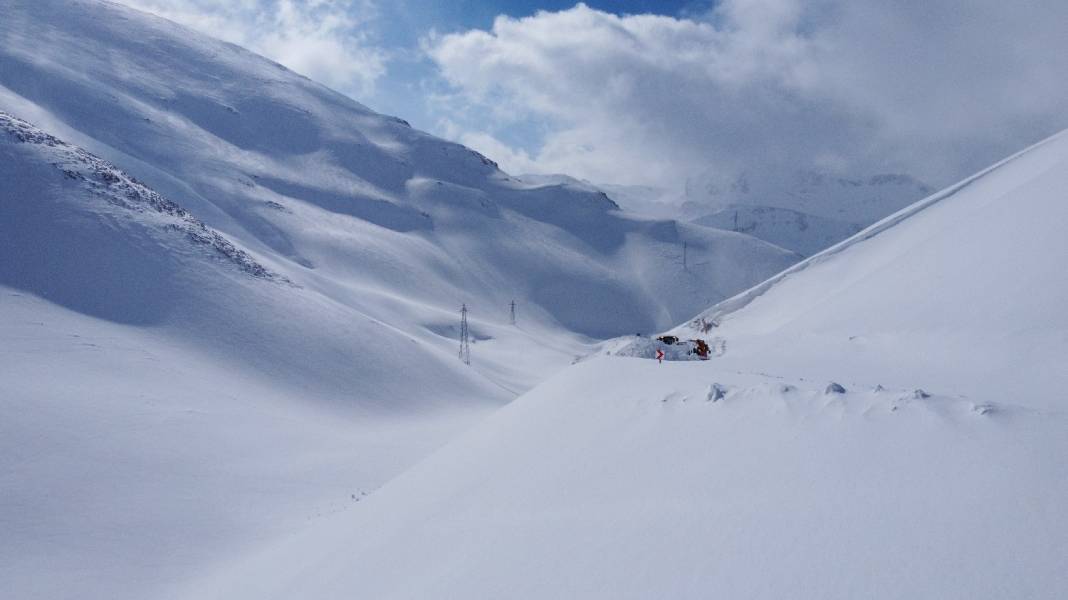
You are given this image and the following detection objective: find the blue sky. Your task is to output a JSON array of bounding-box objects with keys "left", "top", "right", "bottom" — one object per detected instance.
[{"left": 120, "top": 0, "right": 1068, "bottom": 193}]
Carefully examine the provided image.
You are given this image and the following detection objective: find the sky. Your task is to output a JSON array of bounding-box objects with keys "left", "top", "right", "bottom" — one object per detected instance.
[{"left": 117, "top": 0, "right": 1068, "bottom": 195}]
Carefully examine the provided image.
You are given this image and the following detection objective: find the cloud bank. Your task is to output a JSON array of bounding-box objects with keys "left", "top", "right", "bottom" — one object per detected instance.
[{"left": 426, "top": 1, "right": 1068, "bottom": 190}]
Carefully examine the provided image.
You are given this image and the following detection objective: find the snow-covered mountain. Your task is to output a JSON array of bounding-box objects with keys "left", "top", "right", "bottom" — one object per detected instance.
[
  {"left": 4, "top": 1, "right": 1063, "bottom": 598},
  {"left": 680, "top": 169, "right": 933, "bottom": 255},
  {"left": 0, "top": 109, "right": 502, "bottom": 404},
  {"left": 0, "top": 109, "right": 515, "bottom": 599},
  {"left": 194, "top": 126, "right": 1068, "bottom": 598},
  {"left": 520, "top": 175, "right": 684, "bottom": 220},
  {"left": 686, "top": 168, "right": 934, "bottom": 224},
  {"left": 0, "top": 1, "right": 798, "bottom": 597},
  {"left": 523, "top": 170, "right": 933, "bottom": 257},
  {"left": 691, "top": 204, "right": 862, "bottom": 256},
  {"left": 0, "top": 0, "right": 794, "bottom": 341}
]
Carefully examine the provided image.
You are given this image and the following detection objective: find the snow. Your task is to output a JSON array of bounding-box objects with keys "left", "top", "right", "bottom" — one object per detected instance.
[
  {"left": 674, "top": 127, "right": 1068, "bottom": 409},
  {"left": 692, "top": 204, "right": 863, "bottom": 256},
  {"left": 2, "top": 1, "right": 1065, "bottom": 598},
  {"left": 0, "top": 1, "right": 796, "bottom": 597},
  {"left": 686, "top": 168, "right": 933, "bottom": 225},
  {"left": 192, "top": 123, "right": 1068, "bottom": 598},
  {"left": 0, "top": 0, "right": 796, "bottom": 340},
  {"left": 678, "top": 169, "right": 934, "bottom": 257},
  {"left": 0, "top": 292, "right": 492, "bottom": 600},
  {"left": 520, "top": 172, "right": 930, "bottom": 258},
  {"left": 191, "top": 358, "right": 1068, "bottom": 600},
  {"left": 0, "top": 110, "right": 506, "bottom": 599}
]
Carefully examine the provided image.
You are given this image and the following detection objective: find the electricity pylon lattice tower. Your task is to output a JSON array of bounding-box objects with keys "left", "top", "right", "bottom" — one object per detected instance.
[{"left": 459, "top": 303, "right": 470, "bottom": 365}]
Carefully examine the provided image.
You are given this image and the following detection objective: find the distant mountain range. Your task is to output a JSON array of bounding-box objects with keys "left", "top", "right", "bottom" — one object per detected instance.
[{"left": 523, "top": 169, "right": 932, "bottom": 256}]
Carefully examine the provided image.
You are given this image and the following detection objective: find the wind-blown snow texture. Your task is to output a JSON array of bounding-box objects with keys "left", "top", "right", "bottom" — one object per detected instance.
[{"left": 197, "top": 127, "right": 1068, "bottom": 599}]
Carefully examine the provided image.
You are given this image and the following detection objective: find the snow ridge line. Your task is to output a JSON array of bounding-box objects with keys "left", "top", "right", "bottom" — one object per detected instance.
[
  {"left": 682, "top": 128, "right": 1068, "bottom": 331},
  {"left": 0, "top": 110, "right": 291, "bottom": 285}
]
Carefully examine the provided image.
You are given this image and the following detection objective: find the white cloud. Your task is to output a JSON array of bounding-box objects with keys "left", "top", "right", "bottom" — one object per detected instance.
[
  {"left": 425, "top": 1, "right": 1068, "bottom": 190},
  {"left": 118, "top": 0, "right": 385, "bottom": 95}
]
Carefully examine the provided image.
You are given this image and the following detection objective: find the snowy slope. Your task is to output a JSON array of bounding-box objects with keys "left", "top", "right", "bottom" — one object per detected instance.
[
  {"left": 0, "top": 0, "right": 796, "bottom": 340},
  {"left": 0, "top": 2, "right": 795, "bottom": 597},
  {"left": 676, "top": 129, "right": 1068, "bottom": 408},
  {"left": 194, "top": 128, "right": 1068, "bottom": 598},
  {"left": 0, "top": 292, "right": 492, "bottom": 600},
  {"left": 0, "top": 111, "right": 502, "bottom": 406},
  {"left": 0, "top": 110, "right": 509, "bottom": 599}
]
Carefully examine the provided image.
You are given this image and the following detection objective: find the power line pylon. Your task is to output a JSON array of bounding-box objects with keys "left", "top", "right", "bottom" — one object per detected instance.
[
  {"left": 459, "top": 303, "right": 470, "bottom": 365},
  {"left": 510, "top": 300, "right": 516, "bottom": 325}
]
